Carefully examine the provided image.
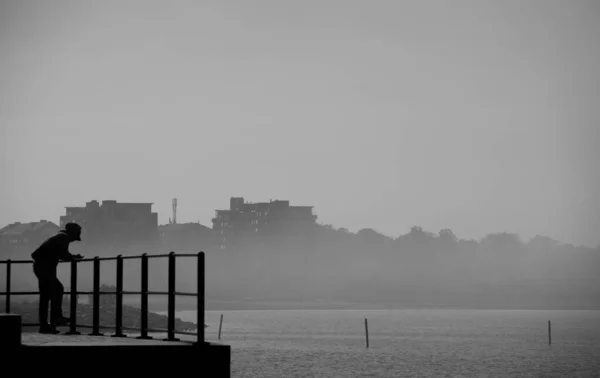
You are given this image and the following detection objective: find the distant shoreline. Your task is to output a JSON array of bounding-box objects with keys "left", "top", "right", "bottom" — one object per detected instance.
[
  {"left": 7, "top": 298, "right": 596, "bottom": 314},
  {"left": 149, "top": 299, "right": 600, "bottom": 312}
]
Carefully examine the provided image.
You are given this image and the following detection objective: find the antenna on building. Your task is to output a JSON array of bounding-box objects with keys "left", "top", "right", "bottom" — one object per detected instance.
[{"left": 172, "top": 198, "right": 178, "bottom": 224}]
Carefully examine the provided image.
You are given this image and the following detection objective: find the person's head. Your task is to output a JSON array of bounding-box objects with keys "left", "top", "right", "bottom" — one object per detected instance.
[{"left": 64, "top": 222, "right": 82, "bottom": 242}]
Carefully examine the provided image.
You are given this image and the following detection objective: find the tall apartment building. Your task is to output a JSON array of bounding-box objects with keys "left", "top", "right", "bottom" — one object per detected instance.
[
  {"left": 59, "top": 200, "right": 158, "bottom": 244},
  {"left": 212, "top": 197, "right": 317, "bottom": 243}
]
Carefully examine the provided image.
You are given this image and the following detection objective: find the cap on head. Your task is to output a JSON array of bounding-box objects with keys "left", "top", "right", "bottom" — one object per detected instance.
[{"left": 65, "top": 222, "right": 82, "bottom": 241}]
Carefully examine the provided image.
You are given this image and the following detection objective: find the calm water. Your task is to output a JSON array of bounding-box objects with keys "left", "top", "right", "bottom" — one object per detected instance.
[{"left": 173, "top": 309, "right": 600, "bottom": 377}]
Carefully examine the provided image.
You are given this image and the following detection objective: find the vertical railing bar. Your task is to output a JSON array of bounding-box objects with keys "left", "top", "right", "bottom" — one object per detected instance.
[
  {"left": 112, "top": 255, "right": 126, "bottom": 338},
  {"left": 89, "top": 257, "right": 103, "bottom": 336},
  {"left": 169, "top": 251, "right": 175, "bottom": 340},
  {"left": 66, "top": 260, "right": 80, "bottom": 335},
  {"left": 198, "top": 251, "right": 205, "bottom": 345},
  {"left": 163, "top": 251, "right": 179, "bottom": 341},
  {"left": 5, "top": 260, "right": 11, "bottom": 313},
  {"left": 137, "top": 253, "right": 152, "bottom": 340}
]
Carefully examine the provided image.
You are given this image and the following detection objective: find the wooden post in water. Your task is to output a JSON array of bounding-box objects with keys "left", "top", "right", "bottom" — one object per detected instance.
[
  {"left": 364, "top": 318, "right": 369, "bottom": 349},
  {"left": 218, "top": 314, "right": 224, "bottom": 340},
  {"left": 548, "top": 320, "right": 552, "bottom": 345}
]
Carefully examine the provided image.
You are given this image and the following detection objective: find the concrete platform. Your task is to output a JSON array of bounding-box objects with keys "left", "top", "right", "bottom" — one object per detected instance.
[{"left": 5, "top": 333, "right": 231, "bottom": 377}]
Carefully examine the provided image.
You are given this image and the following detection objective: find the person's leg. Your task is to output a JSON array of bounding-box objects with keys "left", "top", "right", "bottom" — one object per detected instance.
[
  {"left": 34, "top": 263, "right": 58, "bottom": 333},
  {"left": 50, "top": 278, "right": 67, "bottom": 325},
  {"left": 33, "top": 264, "right": 50, "bottom": 326}
]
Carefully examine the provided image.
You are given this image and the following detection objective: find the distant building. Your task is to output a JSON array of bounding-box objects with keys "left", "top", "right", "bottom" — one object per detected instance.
[
  {"left": 59, "top": 200, "right": 158, "bottom": 244},
  {"left": 0, "top": 220, "right": 60, "bottom": 248},
  {"left": 212, "top": 197, "right": 317, "bottom": 245},
  {"left": 158, "top": 222, "right": 219, "bottom": 251}
]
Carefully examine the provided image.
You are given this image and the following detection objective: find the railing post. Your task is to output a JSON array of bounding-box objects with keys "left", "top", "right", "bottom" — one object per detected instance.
[
  {"left": 66, "top": 259, "right": 80, "bottom": 335},
  {"left": 112, "top": 255, "right": 126, "bottom": 338},
  {"left": 89, "top": 257, "right": 103, "bottom": 336},
  {"left": 5, "top": 260, "right": 11, "bottom": 314},
  {"left": 194, "top": 251, "right": 206, "bottom": 345},
  {"left": 163, "top": 251, "right": 179, "bottom": 341},
  {"left": 137, "top": 253, "right": 152, "bottom": 340}
]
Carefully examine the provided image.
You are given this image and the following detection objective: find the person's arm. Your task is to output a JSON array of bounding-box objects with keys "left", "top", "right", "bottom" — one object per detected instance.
[{"left": 56, "top": 234, "right": 77, "bottom": 261}]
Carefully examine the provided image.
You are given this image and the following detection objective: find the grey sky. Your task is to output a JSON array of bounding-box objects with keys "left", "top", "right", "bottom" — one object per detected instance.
[{"left": 1, "top": 0, "right": 599, "bottom": 246}]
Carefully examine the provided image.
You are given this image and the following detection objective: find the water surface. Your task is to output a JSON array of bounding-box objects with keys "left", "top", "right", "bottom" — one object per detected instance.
[{"left": 174, "top": 309, "right": 600, "bottom": 377}]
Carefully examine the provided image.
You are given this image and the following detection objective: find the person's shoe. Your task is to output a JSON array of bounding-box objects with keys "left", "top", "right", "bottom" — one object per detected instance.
[
  {"left": 53, "top": 316, "right": 71, "bottom": 326},
  {"left": 39, "top": 324, "right": 60, "bottom": 334}
]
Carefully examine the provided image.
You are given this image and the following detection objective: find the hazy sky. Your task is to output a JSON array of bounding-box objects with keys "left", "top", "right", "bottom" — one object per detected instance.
[{"left": 1, "top": 0, "right": 599, "bottom": 246}]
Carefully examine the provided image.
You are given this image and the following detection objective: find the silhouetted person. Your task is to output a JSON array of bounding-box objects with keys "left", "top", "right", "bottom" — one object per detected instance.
[{"left": 31, "top": 222, "right": 84, "bottom": 334}]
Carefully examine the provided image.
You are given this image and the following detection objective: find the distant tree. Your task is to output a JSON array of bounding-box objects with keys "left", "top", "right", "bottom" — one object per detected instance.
[
  {"left": 357, "top": 228, "right": 385, "bottom": 238},
  {"left": 410, "top": 225, "right": 424, "bottom": 234},
  {"left": 438, "top": 229, "right": 458, "bottom": 244},
  {"left": 528, "top": 235, "right": 561, "bottom": 251},
  {"left": 405, "top": 226, "right": 436, "bottom": 242},
  {"left": 357, "top": 228, "right": 390, "bottom": 246}
]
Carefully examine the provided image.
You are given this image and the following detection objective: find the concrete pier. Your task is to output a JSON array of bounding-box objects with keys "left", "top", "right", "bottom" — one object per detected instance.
[
  {"left": 1, "top": 315, "right": 231, "bottom": 377},
  {"left": 2, "top": 252, "right": 229, "bottom": 376},
  {"left": 0, "top": 313, "right": 21, "bottom": 348}
]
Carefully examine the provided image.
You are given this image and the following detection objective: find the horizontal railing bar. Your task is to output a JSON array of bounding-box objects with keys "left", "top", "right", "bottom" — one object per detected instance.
[
  {"left": 23, "top": 322, "right": 158, "bottom": 330},
  {"left": 0, "top": 291, "right": 38, "bottom": 295},
  {"left": 96, "top": 257, "right": 119, "bottom": 261},
  {"left": 121, "top": 291, "right": 189, "bottom": 296},
  {"left": 122, "top": 325, "right": 145, "bottom": 332},
  {"left": 95, "top": 324, "right": 144, "bottom": 332},
  {"left": 27, "top": 323, "right": 92, "bottom": 329},
  {"left": 21, "top": 323, "right": 156, "bottom": 333},
  {"left": 146, "top": 254, "right": 171, "bottom": 259},
  {"left": 146, "top": 328, "right": 199, "bottom": 336},
  {"left": 0, "top": 253, "right": 196, "bottom": 264},
  {"left": 1, "top": 292, "right": 197, "bottom": 296},
  {"left": 21, "top": 322, "right": 88, "bottom": 329},
  {"left": 22, "top": 324, "right": 200, "bottom": 336},
  {"left": 12, "top": 292, "right": 118, "bottom": 296},
  {"left": 174, "top": 292, "right": 197, "bottom": 297},
  {"left": 173, "top": 330, "right": 199, "bottom": 336},
  {"left": 21, "top": 324, "right": 200, "bottom": 336},
  {"left": 147, "top": 291, "right": 169, "bottom": 295},
  {"left": 0, "top": 291, "right": 195, "bottom": 296},
  {"left": 146, "top": 327, "right": 169, "bottom": 333}
]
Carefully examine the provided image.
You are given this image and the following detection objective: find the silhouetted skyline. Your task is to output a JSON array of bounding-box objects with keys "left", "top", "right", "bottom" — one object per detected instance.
[{"left": 1, "top": 0, "right": 599, "bottom": 247}]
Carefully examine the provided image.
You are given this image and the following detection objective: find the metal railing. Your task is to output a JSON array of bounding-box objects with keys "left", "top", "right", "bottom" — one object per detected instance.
[{"left": 0, "top": 251, "right": 206, "bottom": 345}]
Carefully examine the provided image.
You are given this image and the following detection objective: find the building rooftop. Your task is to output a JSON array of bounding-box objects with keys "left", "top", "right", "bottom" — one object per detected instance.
[
  {"left": 0, "top": 221, "right": 58, "bottom": 236},
  {"left": 64, "top": 201, "right": 155, "bottom": 208}
]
